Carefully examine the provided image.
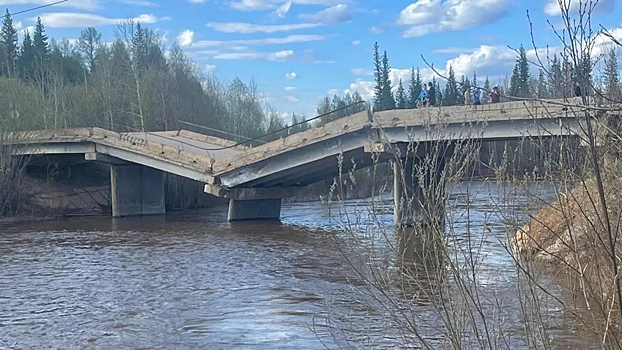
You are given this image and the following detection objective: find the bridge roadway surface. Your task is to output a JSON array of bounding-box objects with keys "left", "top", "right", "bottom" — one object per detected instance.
[{"left": 8, "top": 97, "right": 590, "bottom": 195}]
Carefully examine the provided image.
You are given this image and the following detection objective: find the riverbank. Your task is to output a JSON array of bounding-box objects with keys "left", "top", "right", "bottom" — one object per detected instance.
[{"left": 513, "top": 168, "right": 622, "bottom": 336}]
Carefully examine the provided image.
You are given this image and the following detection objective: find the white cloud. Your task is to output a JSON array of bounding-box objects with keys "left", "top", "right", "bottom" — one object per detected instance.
[
  {"left": 177, "top": 30, "right": 194, "bottom": 47},
  {"left": 0, "top": 0, "right": 99, "bottom": 10},
  {"left": 352, "top": 40, "right": 361, "bottom": 45},
  {"left": 212, "top": 50, "right": 294, "bottom": 61},
  {"left": 205, "top": 64, "right": 216, "bottom": 72},
  {"left": 351, "top": 68, "right": 373, "bottom": 76},
  {"left": 285, "top": 72, "right": 298, "bottom": 79},
  {"left": 345, "top": 79, "right": 374, "bottom": 100},
  {"left": 284, "top": 86, "right": 296, "bottom": 91},
  {"left": 312, "top": 59, "right": 335, "bottom": 64},
  {"left": 370, "top": 26, "right": 384, "bottom": 34},
  {"left": 188, "top": 0, "right": 204, "bottom": 2},
  {"left": 274, "top": 1, "right": 292, "bottom": 17},
  {"left": 299, "top": 4, "right": 352, "bottom": 24},
  {"left": 544, "top": 0, "right": 614, "bottom": 16},
  {"left": 230, "top": 0, "right": 340, "bottom": 11},
  {"left": 207, "top": 21, "right": 322, "bottom": 33},
  {"left": 118, "top": 0, "right": 158, "bottom": 5},
  {"left": 396, "top": 0, "right": 511, "bottom": 38},
  {"left": 19, "top": 25, "right": 35, "bottom": 37},
  {"left": 36, "top": 12, "right": 163, "bottom": 28},
  {"left": 286, "top": 95, "right": 299, "bottom": 102},
  {"left": 191, "top": 34, "right": 324, "bottom": 48},
  {"left": 268, "top": 50, "right": 294, "bottom": 61}
]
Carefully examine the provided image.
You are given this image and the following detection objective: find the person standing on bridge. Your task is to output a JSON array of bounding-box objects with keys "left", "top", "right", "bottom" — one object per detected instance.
[
  {"left": 417, "top": 84, "right": 428, "bottom": 108},
  {"left": 490, "top": 86, "right": 500, "bottom": 103},
  {"left": 463, "top": 86, "right": 471, "bottom": 106},
  {"left": 473, "top": 87, "right": 482, "bottom": 110},
  {"left": 427, "top": 82, "right": 436, "bottom": 107}
]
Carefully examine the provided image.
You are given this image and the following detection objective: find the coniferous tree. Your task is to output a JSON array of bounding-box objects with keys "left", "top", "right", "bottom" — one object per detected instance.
[
  {"left": 17, "top": 31, "right": 34, "bottom": 80},
  {"left": 509, "top": 45, "right": 530, "bottom": 98},
  {"left": 0, "top": 9, "right": 19, "bottom": 77},
  {"left": 396, "top": 79, "right": 407, "bottom": 109},
  {"left": 433, "top": 77, "right": 442, "bottom": 106},
  {"left": 603, "top": 49, "right": 620, "bottom": 102},
  {"left": 548, "top": 55, "right": 563, "bottom": 97},
  {"left": 472, "top": 71, "right": 478, "bottom": 88},
  {"left": 443, "top": 65, "right": 459, "bottom": 105},
  {"left": 372, "top": 42, "right": 382, "bottom": 111},
  {"left": 380, "top": 50, "right": 394, "bottom": 110},
  {"left": 537, "top": 69, "right": 547, "bottom": 98},
  {"left": 459, "top": 75, "right": 471, "bottom": 104},
  {"left": 407, "top": 67, "right": 421, "bottom": 108},
  {"left": 482, "top": 77, "right": 491, "bottom": 103},
  {"left": 32, "top": 17, "right": 50, "bottom": 65}
]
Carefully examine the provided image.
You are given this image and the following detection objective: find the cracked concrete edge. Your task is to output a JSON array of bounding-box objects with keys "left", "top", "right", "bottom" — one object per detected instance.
[{"left": 212, "top": 110, "right": 371, "bottom": 174}]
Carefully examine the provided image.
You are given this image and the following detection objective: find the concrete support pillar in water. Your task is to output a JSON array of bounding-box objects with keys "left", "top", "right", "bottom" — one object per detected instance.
[
  {"left": 110, "top": 165, "right": 165, "bottom": 217},
  {"left": 227, "top": 198, "right": 282, "bottom": 222},
  {"left": 392, "top": 156, "right": 446, "bottom": 230}
]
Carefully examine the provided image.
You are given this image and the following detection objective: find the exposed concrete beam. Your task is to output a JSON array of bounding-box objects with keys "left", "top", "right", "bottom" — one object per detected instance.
[
  {"left": 85, "top": 152, "right": 132, "bottom": 165},
  {"left": 216, "top": 128, "right": 376, "bottom": 187},
  {"left": 10, "top": 142, "right": 95, "bottom": 155},
  {"left": 376, "top": 117, "right": 582, "bottom": 144},
  {"left": 95, "top": 144, "right": 214, "bottom": 183},
  {"left": 204, "top": 183, "right": 300, "bottom": 200}
]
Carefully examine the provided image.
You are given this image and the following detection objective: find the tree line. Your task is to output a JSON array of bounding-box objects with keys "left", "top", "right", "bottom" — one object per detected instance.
[
  {"left": 0, "top": 12, "right": 339, "bottom": 143},
  {"left": 370, "top": 42, "right": 622, "bottom": 112}
]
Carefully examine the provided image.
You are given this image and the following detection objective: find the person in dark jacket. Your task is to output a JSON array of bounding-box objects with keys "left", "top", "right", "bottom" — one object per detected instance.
[
  {"left": 427, "top": 82, "right": 436, "bottom": 107},
  {"left": 574, "top": 82, "right": 582, "bottom": 97}
]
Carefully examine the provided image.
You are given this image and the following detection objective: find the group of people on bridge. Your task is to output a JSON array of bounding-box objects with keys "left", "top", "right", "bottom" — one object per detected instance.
[{"left": 416, "top": 84, "right": 501, "bottom": 108}]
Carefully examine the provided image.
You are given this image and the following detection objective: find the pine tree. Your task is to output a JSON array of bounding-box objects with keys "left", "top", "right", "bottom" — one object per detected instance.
[
  {"left": 472, "top": 71, "right": 478, "bottom": 89},
  {"left": 509, "top": 45, "right": 530, "bottom": 98},
  {"left": 396, "top": 79, "right": 407, "bottom": 109},
  {"left": 548, "top": 55, "right": 563, "bottom": 97},
  {"left": 17, "top": 31, "right": 34, "bottom": 80},
  {"left": 0, "top": 9, "right": 19, "bottom": 77},
  {"left": 443, "top": 65, "right": 459, "bottom": 105},
  {"left": 482, "top": 77, "right": 491, "bottom": 103},
  {"left": 32, "top": 17, "right": 50, "bottom": 65},
  {"left": 372, "top": 42, "right": 382, "bottom": 111},
  {"left": 537, "top": 69, "right": 547, "bottom": 98},
  {"left": 459, "top": 75, "right": 471, "bottom": 104},
  {"left": 433, "top": 77, "right": 442, "bottom": 106},
  {"left": 380, "top": 50, "right": 395, "bottom": 110},
  {"left": 407, "top": 67, "right": 421, "bottom": 108},
  {"left": 603, "top": 49, "right": 620, "bottom": 102}
]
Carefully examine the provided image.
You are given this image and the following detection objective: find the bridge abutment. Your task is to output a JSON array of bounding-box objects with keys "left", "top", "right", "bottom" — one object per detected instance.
[
  {"left": 392, "top": 156, "right": 446, "bottom": 230},
  {"left": 227, "top": 198, "right": 282, "bottom": 221},
  {"left": 110, "top": 165, "right": 165, "bottom": 217}
]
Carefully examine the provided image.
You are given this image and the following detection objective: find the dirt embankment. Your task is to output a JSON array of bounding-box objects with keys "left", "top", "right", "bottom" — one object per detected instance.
[{"left": 513, "top": 171, "right": 622, "bottom": 304}]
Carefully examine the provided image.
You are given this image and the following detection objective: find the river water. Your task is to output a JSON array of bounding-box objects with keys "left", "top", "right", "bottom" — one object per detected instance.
[{"left": 0, "top": 181, "right": 600, "bottom": 349}]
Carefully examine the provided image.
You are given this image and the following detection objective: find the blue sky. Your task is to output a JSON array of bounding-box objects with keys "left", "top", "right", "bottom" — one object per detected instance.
[{"left": 3, "top": 0, "right": 622, "bottom": 119}]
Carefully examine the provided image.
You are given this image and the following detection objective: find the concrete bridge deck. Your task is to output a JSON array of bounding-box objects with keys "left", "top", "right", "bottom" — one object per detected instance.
[{"left": 5, "top": 97, "right": 594, "bottom": 222}]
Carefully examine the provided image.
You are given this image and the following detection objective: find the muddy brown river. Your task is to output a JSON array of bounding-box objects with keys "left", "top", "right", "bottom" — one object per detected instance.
[{"left": 0, "top": 181, "right": 602, "bottom": 349}]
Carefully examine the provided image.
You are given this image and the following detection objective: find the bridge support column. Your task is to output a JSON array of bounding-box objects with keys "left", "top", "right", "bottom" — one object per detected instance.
[
  {"left": 110, "top": 165, "right": 165, "bottom": 217},
  {"left": 227, "top": 198, "right": 282, "bottom": 222},
  {"left": 392, "top": 156, "right": 446, "bottom": 231}
]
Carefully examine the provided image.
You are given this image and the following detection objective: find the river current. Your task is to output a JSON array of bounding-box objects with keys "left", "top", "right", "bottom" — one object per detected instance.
[{"left": 0, "top": 181, "right": 600, "bottom": 349}]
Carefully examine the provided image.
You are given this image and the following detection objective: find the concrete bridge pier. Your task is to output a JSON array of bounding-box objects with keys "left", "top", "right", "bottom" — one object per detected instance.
[
  {"left": 392, "top": 156, "right": 446, "bottom": 230},
  {"left": 110, "top": 165, "right": 165, "bottom": 217},
  {"left": 227, "top": 198, "right": 282, "bottom": 221}
]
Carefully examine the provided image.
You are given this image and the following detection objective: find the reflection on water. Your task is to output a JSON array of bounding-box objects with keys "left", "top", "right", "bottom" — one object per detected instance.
[{"left": 0, "top": 181, "right": 600, "bottom": 349}]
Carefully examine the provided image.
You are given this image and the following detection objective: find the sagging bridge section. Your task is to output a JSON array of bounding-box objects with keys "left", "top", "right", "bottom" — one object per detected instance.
[{"left": 6, "top": 98, "right": 587, "bottom": 226}]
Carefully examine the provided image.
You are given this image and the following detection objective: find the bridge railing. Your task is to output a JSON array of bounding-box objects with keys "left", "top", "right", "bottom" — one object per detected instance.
[{"left": 174, "top": 100, "right": 373, "bottom": 149}]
